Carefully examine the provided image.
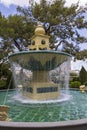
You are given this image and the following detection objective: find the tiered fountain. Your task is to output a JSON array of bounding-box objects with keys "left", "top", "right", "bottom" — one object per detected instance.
[
  {"left": 9, "top": 23, "right": 71, "bottom": 102},
  {"left": 0, "top": 23, "right": 87, "bottom": 130}
]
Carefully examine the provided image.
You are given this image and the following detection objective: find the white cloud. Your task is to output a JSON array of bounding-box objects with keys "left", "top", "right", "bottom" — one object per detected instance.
[
  {"left": 65, "top": 0, "right": 87, "bottom": 7},
  {"left": 0, "top": 0, "right": 87, "bottom": 7},
  {"left": 0, "top": 0, "right": 29, "bottom": 7},
  {"left": 71, "top": 59, "right": 87, "bottom": 71}
]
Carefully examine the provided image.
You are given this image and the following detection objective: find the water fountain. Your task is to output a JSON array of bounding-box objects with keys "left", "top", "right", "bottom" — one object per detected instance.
[
  {"left": 8, "top": 23, "right": 71, "bottom": 103},
  {"left": 0, "top": 23, "right": 87, "bottom": 130}
]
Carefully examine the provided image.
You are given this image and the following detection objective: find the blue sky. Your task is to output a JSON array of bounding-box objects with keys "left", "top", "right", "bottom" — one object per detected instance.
[{"left": 0, "top": 3, "right": 17, "bottom": 17}]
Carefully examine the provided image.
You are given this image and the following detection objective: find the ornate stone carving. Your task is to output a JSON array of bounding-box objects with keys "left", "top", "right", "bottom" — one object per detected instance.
[{"left": 0, "top": 105, "right": 11, "bottom": 121}]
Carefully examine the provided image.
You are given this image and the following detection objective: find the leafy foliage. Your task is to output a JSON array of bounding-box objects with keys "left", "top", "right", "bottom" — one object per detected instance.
[
  {"left": 70, "top": 81, "right": 81, "bottom": 88},
  {"left": 0, "top": 0, "right": 87, "bottom": 57},
  {"left": 32, "top": 0, "right": 87, "bottom": 54},
  {"left": 0, "top": 80, "right": 7, "bottom": 89},
  {"left": 84, "top": 81, "right": 87, "bottom": 86},
  {"left": 0, "top": 63, "right": 13, "bottom": 89},
  {"left": 79, "top": 66, "right": 87, "bottom": 84},
  {"left": 76, "top": 49, "right": 87, "bottom": 60}
]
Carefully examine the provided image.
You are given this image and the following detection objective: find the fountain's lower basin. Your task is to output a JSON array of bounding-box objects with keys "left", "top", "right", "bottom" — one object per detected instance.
[
  {"left": 0, "top": 89, "right": 87, "bottom": 130},
  {"left": 0, "top": 89, "right": 87, "bottom": 122}
]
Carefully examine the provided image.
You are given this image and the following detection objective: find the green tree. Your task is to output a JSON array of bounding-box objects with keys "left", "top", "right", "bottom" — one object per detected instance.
[
  {"left": 0, "top": 63, "right": 13, "bottom": 89},
  {"left": 76, "top": 50, "right": 87, "bottom": 60},
  {"left": 0, "top": 12, "right": 35, "bottom": 65},
  {"left": 7, "top": 14, "right": 35, "bottom": 49},
  {"left": 0, "top": 13, "right": 13, "bottom": 62},
  {"left": 0, "top": 12, "right": 35, "bottom": 54},
  {"left": 0, "top": 1, "right": 87, "bottom": 58},
  {"left": 23, "top": 0, "right": 87, "bottom": 56},
  {"left": 0, "top": 10, "right": 36, "bottom": 89},
  {"left": 79, "top": 66, "right": 87, "bottom": 84}
]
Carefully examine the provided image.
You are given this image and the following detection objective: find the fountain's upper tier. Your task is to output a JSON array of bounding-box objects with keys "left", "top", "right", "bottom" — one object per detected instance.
[
  {"left": 9, "top": 23, "right": 71, "bottom": 71},
  {"left": 9, "top": 50, "right": 71, "bottom": 71}
]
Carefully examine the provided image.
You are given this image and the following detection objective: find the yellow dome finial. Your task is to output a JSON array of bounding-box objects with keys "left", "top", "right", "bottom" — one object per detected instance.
[
  {"left": 37, "top": 21, "right": 42, "bottom": 26},
  {"left": 35, "top": 22, "right": 45, "bottom": 35}
]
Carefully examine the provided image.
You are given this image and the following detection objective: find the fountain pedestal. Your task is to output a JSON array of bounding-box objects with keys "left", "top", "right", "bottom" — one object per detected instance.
[{"left": 22, "top": 71, "right": 59, "bottom": 100}]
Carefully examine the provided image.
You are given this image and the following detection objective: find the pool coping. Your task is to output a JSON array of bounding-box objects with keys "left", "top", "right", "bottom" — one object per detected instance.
[{"left": 0, "top": 118, "right": 87, "bottom": 128}]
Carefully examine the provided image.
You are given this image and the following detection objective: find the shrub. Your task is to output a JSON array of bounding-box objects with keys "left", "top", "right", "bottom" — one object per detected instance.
[
  {"left": 70, "top": 81, "right": 81, "bottom": 88},
  {"left": 0, "top": 80, "right": 7, "bottom": 89},
  {"left": 84, "top": 81, "right": 87, "bottom": 86},
  {"left": 0, "top": 63, "right": 14, "bottom": 89},
  {"left": 70, "top": 72, "right": 79, "bottom": 83},
  {"left": 72, "top": 77, "right": 80, "bottom": 82}
]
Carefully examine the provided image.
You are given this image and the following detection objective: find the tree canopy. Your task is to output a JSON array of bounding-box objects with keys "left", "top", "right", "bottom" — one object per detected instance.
[
  {"left": 17, "top": 0, "right": 87, "bottom": 56},
  {"left": 0, "top": 0, "right": 87, "bottom": 61}
]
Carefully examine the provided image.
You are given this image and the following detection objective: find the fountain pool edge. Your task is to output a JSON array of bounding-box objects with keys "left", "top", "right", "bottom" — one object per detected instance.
[{"left": 0, "top": 119, "right": 87, "bottom": 130}]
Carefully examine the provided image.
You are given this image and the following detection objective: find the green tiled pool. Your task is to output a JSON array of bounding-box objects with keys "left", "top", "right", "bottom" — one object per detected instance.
[{"left": 0, "top": 89, "right": 87, "bottom": 122}]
